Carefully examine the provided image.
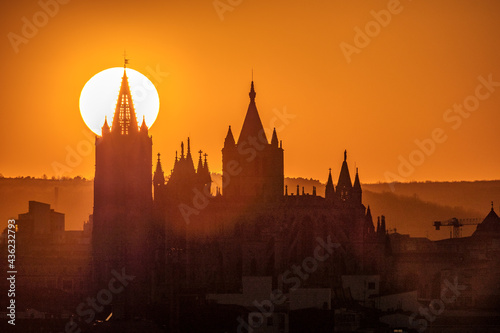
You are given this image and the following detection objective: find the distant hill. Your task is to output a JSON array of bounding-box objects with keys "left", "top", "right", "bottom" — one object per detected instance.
[
  {"left": 1, "top": 177, "right": 498, "bottom": 240},
  {"left": 0, "top": 177, "right": 93, "bottom": 231}
]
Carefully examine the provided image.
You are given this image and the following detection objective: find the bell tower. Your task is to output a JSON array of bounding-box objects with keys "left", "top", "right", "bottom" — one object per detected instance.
[
  {"left": 92, "top": 61, "right": 153, "bottom": 319},
  {"left": 222, "top": 81, "right": 284, "bottom": 201}
]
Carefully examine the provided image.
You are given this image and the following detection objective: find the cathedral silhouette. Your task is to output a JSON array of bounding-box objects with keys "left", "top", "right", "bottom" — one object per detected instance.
[{"left": 91, "top": 64, "right": 388, "bottom": 327}]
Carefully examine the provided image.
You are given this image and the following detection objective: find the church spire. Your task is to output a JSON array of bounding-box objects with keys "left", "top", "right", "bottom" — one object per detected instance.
[
  {"left": 337, "top": 150, "right": 352, "bottom": 202},
  {"left": 237, "top": 81, "right": 267, "bottom": 145},
  {"left": 271, "top": 128, "right": 279, "bottom": 147},
  {"left": 325, "top": 168, "right": 335, "bottom": 201},
  {"left": 140, "top": 115, "right": 148, "bottom": 133},
  {"left": 249, "top": 80, "right": 256, "bottom": 100},
  {"left": 197, "top": 150, "right": 203, "bottom": 173},
  {"left": 202, "top": 153, "right": 211, "bottom": 185},
  {"left": 102, "top": 116, "right": 110, "bottom": 135},
  {"left": 153, "top": 153, "right": 165, "bottom": 187},
  {"left": 352, "top": 167, "right": 362, "bottom": 205},
  {"left": 111, "top": 66, "right": 139, "bottom": 135},
  {"left": 224, "top": 126, "right": 236, "bottom": 147},
  {"left": 337, "top": 150, "right": 352, "bottom": 189}
]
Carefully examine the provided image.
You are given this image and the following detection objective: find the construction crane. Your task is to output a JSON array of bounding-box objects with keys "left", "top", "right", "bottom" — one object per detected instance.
[{"left": 433, "top": 217, "right": 481, "bottom": 239}]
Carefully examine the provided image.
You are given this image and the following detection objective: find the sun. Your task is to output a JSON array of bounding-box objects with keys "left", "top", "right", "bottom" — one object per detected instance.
[{"left": 79, "top": 67, "right": 160, "bottom": 135}]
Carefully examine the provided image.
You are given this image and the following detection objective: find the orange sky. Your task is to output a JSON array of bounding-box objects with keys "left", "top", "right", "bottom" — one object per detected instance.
[{"left": 0, "top": 0, "right": 499, "bottom": 184}]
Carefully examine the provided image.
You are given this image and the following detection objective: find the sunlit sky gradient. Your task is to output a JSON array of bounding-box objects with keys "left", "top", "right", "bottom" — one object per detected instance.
[{"left": 0, "top": 0, "right": 499, "bottom": 183}]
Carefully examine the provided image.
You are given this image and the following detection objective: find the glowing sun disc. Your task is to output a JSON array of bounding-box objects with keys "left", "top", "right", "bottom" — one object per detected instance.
[{"left": 79, "top": 67, "right": 160, "bottom": 136}]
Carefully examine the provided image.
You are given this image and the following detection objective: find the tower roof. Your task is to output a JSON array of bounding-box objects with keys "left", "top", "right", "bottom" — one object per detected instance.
[
  {"left": 224, "top": 126, "right": 235, "bottom": 147},
  {"left": 473, "top": 204, "right": 500, "bottom": 236},
  {"left": 337, "top": 150, "right": 352, "bottom": 189},
  {"left": 202, "top": 153, "right": 211, "bottom": 184},
  {"left": 353, "top": 168, "right": 361, "bottom": 192},
  {"left": 153, "top": 153, "right": 165, "bottom": 185},
  {"left": 140, "top": 115, "right": 148, "bottom": 132},
  {"left": 366, "top": 206, "right": 372, "bottom": 221},
  {"left": 271, "top": 128, "right": 279, "bottom": 147},
  {"left": 237, "top": 81, "right": 267, "bottom": 145},
  {"left": 326, "top": 168, "right": 334, "bottom": 188},
  {"left": 102, "top": 116, "right": 110, "bottom": 135},
  {"left": 197, "top": 150, "right": 204, "bottom": 173},
  {"left": 111, "top": 69, "right": 139, "bottom": 135},
  {"left": 325, "top": 168, "right": 335, "bottom": 200}
]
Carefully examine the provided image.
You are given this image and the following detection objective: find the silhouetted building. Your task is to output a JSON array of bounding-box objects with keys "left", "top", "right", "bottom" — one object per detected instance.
[
  {"left": 85, "top": 70, "right": 500, "bottom": 332},
  {"left": 149, "top": 81, "right": 383, "bottom": 300},
  {"left": 0, "top": 201, "right": 91, "bottom": 314},
  {"left": 92, "top": 65, "right": 154, "bottom": 319},
  {"left": 221, "top": 81, "right": 284, "bottom": 201}
]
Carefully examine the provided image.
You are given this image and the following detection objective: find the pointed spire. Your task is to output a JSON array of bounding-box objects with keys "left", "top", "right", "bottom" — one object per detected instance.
[
  {"left": 271, "top": 128, "right": 279, "bottom": 147},
  {"left": 366, "top": 206, "right": 372, "bottom": 221},
  {"left": 353, "top": 168, "right": 361, "bottom": 191},
  {"left": 249, "top": 81, "right": 256, "bottom": 100},
  {"left": 202, "top": 153, "right": 211, "bottom": 184},
  {"left": 153, "top": 153, "right": 165, "bottom": 186},
  {"left": 180, "top": 142, "right": 184, "bottom": 159},
  {"left": 197, "top": 150, "right": 203, "bottom": 173},
  {"left": 238, "top": 81, "right": 267, "bottom": 145},
  {"left": 325, "top": 168, "right": 335, "bottom": 201},
  {"left": 185, "top": 137, "right": 195, "bottom": 173},
  {"left": 111, "top": 68, "right": 138, "bottom": 135},
  {"left": 140, "top": 115, "right": 148, "bottom": 132},
  {"left": 337, "top": 150, "right": 352, "bottom": 189},
  {"left": 224, "top": 125, "right": 236, "bottom": 147},
  {"left": 102, "top": 116, "right": 110, "bottom": 135}
]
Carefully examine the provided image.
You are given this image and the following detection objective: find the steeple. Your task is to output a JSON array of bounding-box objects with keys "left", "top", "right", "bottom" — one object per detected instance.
[
  {"left": 111, "top": 67, "right": 139, "bottom": 135},
  {"left": 337, "top": 150, "right": 352, "bottom": 202},
  {"left": 202, "top": 153, "right": 211, "bottom": 186},
  {"left": 153, "top": 153, "right": 165, "bottom": 187},
  {"left": 140, "top": 115, "right": 148, "bottom": 133},
  {"left": 325, "top": 168, "right": 335, "bottom": 201},
  {"left": 249, "top": 80, "right": 256, "bottom": 100},
  {"left": 353, "top": 168, "right": 361, "bottom": 190},
  {"left": 352, "top": 167, "right": 362, "bottom": 204},
  {"left": 224, "top": 126, "right": 236, "bottom": 147},
  {"left": 271, "top": 128, "right": 279, "bottom": 147},
  {"left": 366, "top": 206, "right": 372, "bottom": 222},
  {"left": 365, "top": 205, "right": 375, "bottom": 235},
  {"left": 237, "top": 81, "right": 267, "bottom": 145},
  {"left": 185, "top": 137, "right": 194, "bottom": 171},
  {"left": 102, "top": 116, "right": 110, "bottom": 135},
  {"left": 197, "top": 150, "right": 204, "bottom": 173}
]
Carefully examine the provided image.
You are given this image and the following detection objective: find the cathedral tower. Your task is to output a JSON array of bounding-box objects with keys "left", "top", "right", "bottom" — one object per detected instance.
[
  {"left": 222, "top": 81, "right": 284, "bottom": 201},
  {"left": 92, "top": 64, "right": 153, "bottom": 318}
]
